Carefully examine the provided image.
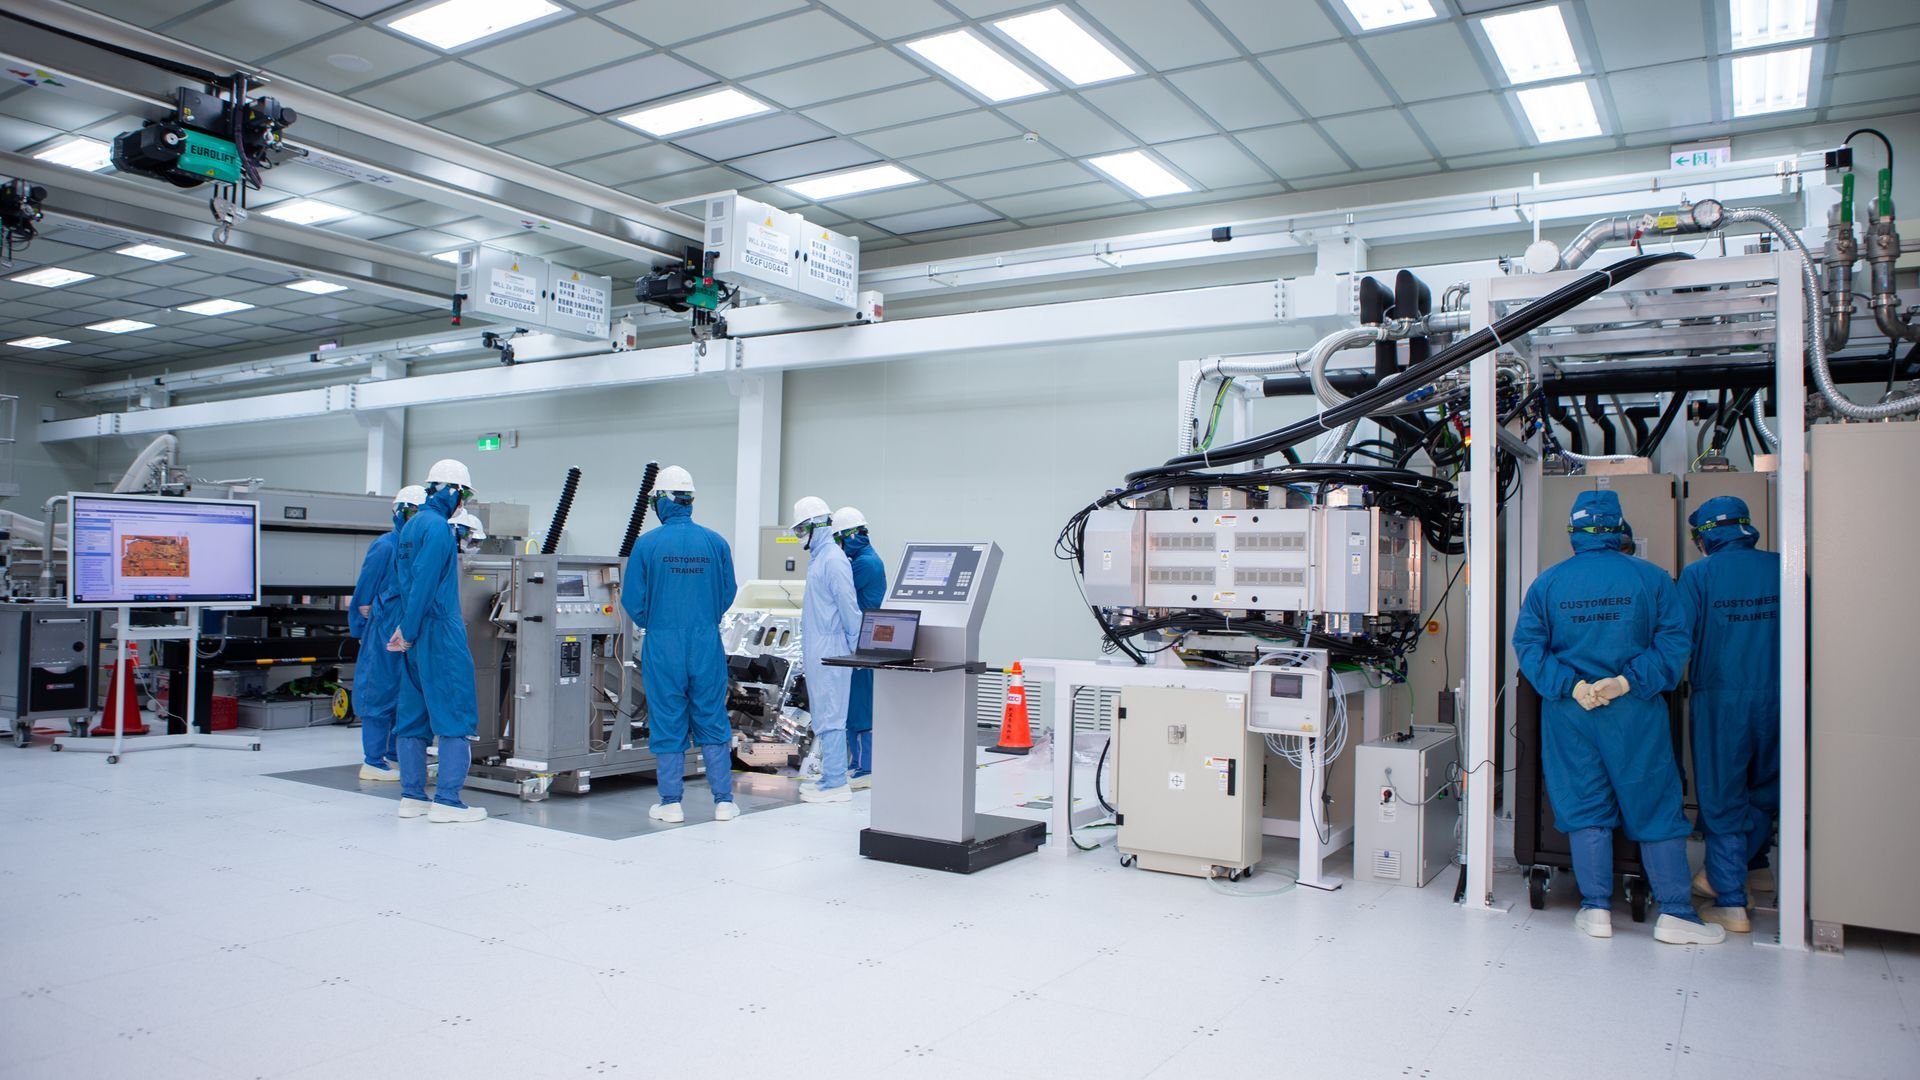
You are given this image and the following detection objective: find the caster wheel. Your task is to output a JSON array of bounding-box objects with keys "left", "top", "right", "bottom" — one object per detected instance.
[
  {"left": 107, "top": 755, "right": 119, "bottom": 764},
  {"left": 51, "top": 743, "right": 63, "bottom": 752},
  {"left": 13, "top": 728, "right": 29, "bottom": 749},
  {"left": 1627, "top": 876, "right": 1651, "bottom": 923},
  {"left": 1527, "top": 866, "right": 1549, "bottom": 911},
  {"left": 1119, "top": 854, "right": 1137, "bottom": 868}
]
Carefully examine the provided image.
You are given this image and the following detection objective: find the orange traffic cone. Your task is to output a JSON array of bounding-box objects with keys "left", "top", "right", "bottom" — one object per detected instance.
[
  {"left": 91, "top": 641, "right": 150, "bottom": 737},
  {"left": 988, "top": 662, "right": 1032, "bottom": 756}
]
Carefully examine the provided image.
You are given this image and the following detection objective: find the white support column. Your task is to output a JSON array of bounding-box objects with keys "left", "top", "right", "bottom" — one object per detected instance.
[
  {"left": 1462, "top": 287, "right": 1504, "bottom": 912},
  {"left": 1772, "top": 253, "right": 1808, "bottom": 952},
  {"left": 731, "top": 371, "right": 783, "bottom": 580},
  {"left": 359, "top": 357, "right": 407, "bottom": 496}
]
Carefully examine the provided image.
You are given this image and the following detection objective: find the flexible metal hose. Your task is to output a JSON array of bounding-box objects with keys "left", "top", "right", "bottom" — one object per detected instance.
[{"left": 1751, "top": 391, "right": 1779, "bottom": 451}]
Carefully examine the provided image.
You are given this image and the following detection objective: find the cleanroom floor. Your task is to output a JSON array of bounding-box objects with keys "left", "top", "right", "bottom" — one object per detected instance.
[{"left": 2, "top": 725, "right": 1915, "bottom": 1080}]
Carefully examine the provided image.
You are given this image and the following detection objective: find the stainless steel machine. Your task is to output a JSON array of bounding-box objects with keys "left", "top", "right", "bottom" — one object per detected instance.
[
  {"left": 1, "top": 600, "right": 98, "bottom": 746},
  {"left": 1353, "top": 728, "right": 1460, "bottom": 888}
]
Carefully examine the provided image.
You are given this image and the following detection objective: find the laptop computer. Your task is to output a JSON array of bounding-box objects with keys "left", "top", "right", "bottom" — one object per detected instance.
[{"left": 845, "top": 608, "right": 921, "bottom": 665}]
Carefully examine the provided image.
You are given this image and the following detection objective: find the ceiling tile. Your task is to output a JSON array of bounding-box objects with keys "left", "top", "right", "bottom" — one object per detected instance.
[
  {"left": 1261, "top": 43, "right": 1393, "bottom": 116},
  {"left": 311, "top": 182, "right": 419, "bottom": 215},
  {"left": 986, "top": 183, "right": 1134, "bottom": 220},
  {"left": 730, "top": 139, "right": 880, "bottom": 182},
  {"left": 816, "top": 0, "right": 957, "bottom": 40},
  {"left": 310, "top": 0, "right": 408, "bottom": 16},
  {"left": 1199, "top": 0, "right": 1341, "bottom": 52},
  {"left": 68, "top": 0, "right": 206, "bottom": 22},
  {"left": 998, "top": 97, "right": 1132, "bottom": 156},
  {"left": 539, "top": 54, "right": 715, "bottom": 114},
  {"left": 326, "top": 215, "right": 417, "bottom": 241},
  {"left": 868, "top": 204, "right": 1000, "bottom": 234},
  {"left": 1359, "top": 23, "right": 1490, "bottom": 102},
  {"left": 1607, "top": 61, "right": 1715, "bottom": 132},
  {"left": 227, "top": 266, "right": 303, "bottom": 285},
  {"left": 1079, "top": 0, "right": 1238, "bottom": 71},
  {"left": 1290, "top": 162, "right": 1437, "bottom": 189},
  {"left": 381, "top": 228, "right": 470, "bottom": 254},
  {"left": 1406, "top": 95, "right": 1524, "bottom": 157},
  {"left": 0, "top": 89, "right": 117, "bottom": 132},
  {"left": 820, "top": 185, "right": 963, "bottom": 219},
  {"left": 947, "top": 160, "right": 1094, "bottom": 199},
  {"left": 804, "top": 82, "right": 975, "bottom": 133},
  {"left": 352, "top": 64, "right": 517, "bottom": 120},
  {"left": 943, "top": 0, "right": 1036, "bottom": 15},
  {"left": 1235, "top": 123, "right": 1348, "bottom": 178},
  {"left": 1315, "top": 110, "right": 1431, "bottom": 168},
  {"left": 465, "top": 21, "right": 650, "bottom": 85},
  {"left": 498, "top": 119, "right": 649, "bottom": 165},
  {"left": 1836, "top": 0, "right": 1920, "bottom": 33},
  {"left": 1827, "top": 68, "right": 1920, "bottom": 107},
  {"left": 565, "top": 143, "right": 709, "bottom": 185},
  {"left": 857, "top": 111, "right": 1019, "bottom": 158},
  {"left": 255, "top": 162, "right": 353, "bottom": 197},
  {"left": 674, "top": 12, "right": 870, "bottom": 79},
  {"left": 899, "top": 137, "right": 1061, "bottom": 179},
  {"left": 0, "top": 115, "right": 63, "bottom": 154},
  {"left": 623, "top": 165, "right": 755, "bottom": 203},
  {"left": 274, "top": 316, "right": 351, "bottom": 335},
  {"left": 1586, "top": 0, "right": 1708, "bottom": 69},
  {"left": 674, "top": 114, "right": 834, "bottom": 159},
  {"left": 436, "top": 93, "right": 585, "bottom": 143},
  {"left": 1081, "top": 79, "right": 1216, "bottom": 143},
  {"left": 163, "top": 0, "right": 352, "bottom": 64},
  {"left": 1834, "top": 27, "right": 1920, "bottom": 73},
  {"left": 434, "top": 218, "right": 529, "bottom": 242},
  {"left": 377, "top": 201, "right": 472, "bottom": 228},
  {"left": 31, "top": 308, "right": 109, "bottom": 328},
  {"left": 1167, "top": 63, "right": 1301, "bottom": 131},
  {"left": 1156, "top": 135, "right": 1272, "bottom": 188},
  {"left": 36, "top": 227, "right": 123, "bottom": 250},
  {"left": 744, "top": 50, "right": 928, "bottom": 108},
  {"left": 599, "top": 0, "right": 807, "bottom": 46},
  {"left": 121, "top": 265, "right": 207, "bottom": 287},
  {"left": 184, "top": 332, "right": 247, "bottom": 349},
  {"left": 128, "top": 287, "right": 208, "bottom": 308}
]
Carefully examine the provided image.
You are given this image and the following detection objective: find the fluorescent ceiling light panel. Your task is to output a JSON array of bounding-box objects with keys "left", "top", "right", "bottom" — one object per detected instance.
[
  {"left": 259, "top": 199, "right": 353, "bottom": 225},
  {"left": 10, "top": 267, "right": 95, "bottom": 287},
  {"left": 1731, "top": 46, "right": 1812, "bottom": 115},
  {"left": 1088, "top": 151, "right": 1192, "bottom": 198},
  {"left": 1338, "top": 0, "right": 1438, "bottom": 31},
  {"left": 387, "top": 0, "right": 559, "bottom": 50},
  {"left": 86, "top": 319, "right": 155, "bottom": 334},
  {"left": 7, "top": 336, "right": 69, "bottom": 350},
  {"left": 786, "top": 164, "right": 919, "bottom": 201},
  {"left": 116, "top": 243, "right": 187, "bottom": 261},
  {"left": 904, "top": 29, "right": 1047, "bottom": 102},
  {"left": 1516, "top": 81, "right": 1602, "bottom": 142},
  {"left": 32, "top": 135, "right": 114, "bottom": 172},
  {"left": 1730, "top": 0, "right": 1817, "bottom": 50},
  {"left": 286, "top": 280, "right": 348, "bottom": 294},
  {"left": 993, "top": 8, "right": 1134, "bottom": 86},
  {"left": 617, "top": 88, "right": 770, "bottom": 137},
  {"left": 431, "top": 250, "right": 464, "bottom": 263},
  {"left": 178, "top": 298, "right": 254, "bottom": 316},
  {"left": 1481, "top": 6, "right": 1581, "bottom": 84}
]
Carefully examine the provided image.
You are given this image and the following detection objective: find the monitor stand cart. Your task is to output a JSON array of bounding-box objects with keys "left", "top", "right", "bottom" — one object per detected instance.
[{"left": 55, "top": 605, "right": 262, "bottom": 762}]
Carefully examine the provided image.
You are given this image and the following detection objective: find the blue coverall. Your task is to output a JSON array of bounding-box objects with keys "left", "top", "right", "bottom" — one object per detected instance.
[
  {"left": 1679, "top": 496, "right": 1781, "bottom": 908},
  {"left": 623, "top": 497, "right": 737, "bottom": 806},
  {"left": 347, "top": 511, "right": 406, "bottom": 770},
  {"left": 394, "top": 486, "right": 479, "bottom": 807},
  {"left": 842, "top": 531, "right": 887, "bottom": 778},
  {"left": 802, "top": 526, "right": 862, "bottom": 791},
  {"left": 1513, "top": 490, "right": 1698, "bottom": 919}
]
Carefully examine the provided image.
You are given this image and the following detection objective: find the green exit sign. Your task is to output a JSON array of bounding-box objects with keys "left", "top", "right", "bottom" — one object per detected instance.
[{"left": 477, "top": 434, "right": 502, "bottom": 452}]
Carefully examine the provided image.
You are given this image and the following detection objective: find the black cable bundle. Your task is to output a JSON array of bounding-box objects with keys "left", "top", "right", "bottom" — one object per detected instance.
[
  {"left": 617, "top": 461, "right": 660, "bottom": 559},
  {"left": 540, "top": 467, "right": 582, "bottom": 555}
]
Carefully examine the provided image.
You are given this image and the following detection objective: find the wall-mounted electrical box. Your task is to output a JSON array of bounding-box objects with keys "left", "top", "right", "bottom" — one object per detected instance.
[{"left": 704, "top": 192, "right": 860, "bottom": 311}]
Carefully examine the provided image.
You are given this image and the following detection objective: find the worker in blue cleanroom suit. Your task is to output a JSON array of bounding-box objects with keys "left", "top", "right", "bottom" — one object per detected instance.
[
  {"left": 347, "top": 484, "right": 424, "bottom": 781},
  {"left": 1513, "top": 490, "right": 1723, "bottom": 946},
  {"left": 795, "top": 496, "right": 861, "bottom": 804},
  {"left": 1679, "top": 496, "right": 1781, "bottom": 934},
  {"left": 623, "top": 466, "right": 739, "bottom": 825},
  {"left": 834, "top": 506, "right": 886, "bottom": 789},
  {"left": 449, "top": 508, "right": 486, "bottom": 554},
  {"left": 390, "top": 459, "right": 486, "bottom": 824}
]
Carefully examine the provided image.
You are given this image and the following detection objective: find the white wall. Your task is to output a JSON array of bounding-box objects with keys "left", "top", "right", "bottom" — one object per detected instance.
[{"left": 0, "top": 362, "right": 105, "bottom": 516}]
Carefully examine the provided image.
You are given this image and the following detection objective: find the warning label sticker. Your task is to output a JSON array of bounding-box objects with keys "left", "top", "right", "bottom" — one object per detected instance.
[
  {"left": 805, "top": 236, "right": 855, "bottom": 301},
  {"left": 552, "top": 275, "right": 607, "bottom": 325},
  {"left": 742, "top": 220, "right": 792, "bottom": 279},
  {"left": 487, "top": 267, "right": 539, "bottom": 316}
]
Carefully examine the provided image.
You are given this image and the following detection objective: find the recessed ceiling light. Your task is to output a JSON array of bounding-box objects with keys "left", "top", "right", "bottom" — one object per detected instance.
[
  {"left": 1087, "top": 151, "right": 1193, "bottom": 198},
  {"left": 1481, "top": 6, "right": 1581, "bottom": 84},
  {"left": 286, "top": 280, "right": 348, "bottom": 295},
  {"left": 1730, "top": 0, "right": 1817, "bottom": 50},
  {"left": 904, "top": 29, "right": 1048, "bottom": 102},
  {"left": 1731, "top": 46, "right": 1812, "bottom": 116},
  {"left": 431, "top": 250, "right": 464, "bottom": 264},
  {"left": 178, "top": 298, "right": 255, "bottom": 316},
  {"left": 387, "top": 0, "right": 561, "bottom": 51},
  {"left": 993, "top": 8, "right": 1133, "bottom": 86},
  {"left": 10, "top": 267, "right": 95, "bottom": 288},
  {"left": 86, "top": 319, "right": 155, "bottom": 334},
  {"left": 1338, "top": 0, "right": 1438, "bottom": 32},
  {"left": 7, "top": 336, "right": 69, "bottom": 350},
  {"left": 32, "top": 135, "right": 114, "bottom": 172},
  {"left": 1516, "top": 81, "right": 1603, "bottom": 142},
  {"left": 616, "top": 88, "right": 771, "bottom": 137},
  {"left": 785, "top": 164, "right": 920, "bottom": 201},
  {"left": 116, "top": 243, "right": 188, "bottom": 261},
  {"left": 259, "top": 199, "right": 353, "bottom": 225}
]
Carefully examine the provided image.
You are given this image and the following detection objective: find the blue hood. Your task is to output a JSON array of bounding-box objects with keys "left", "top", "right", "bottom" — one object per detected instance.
[
  {"left": 654, "top": 496, "right": 693, "bottom": 524},
  {"left": 839, "top": 531, "right": 871, "bottom": 559},
  {"left": 425, "top": 485, "right": 461, "bottom": 518},
  {"left": 391, "top": 507, "right": 411, "bottom": 532},
  {"left": 1568, "top": 490, "right": 1629, "bottom": 554},
  {"left": 1689, "top": 495, "right": 1759, "bottom": 554}
]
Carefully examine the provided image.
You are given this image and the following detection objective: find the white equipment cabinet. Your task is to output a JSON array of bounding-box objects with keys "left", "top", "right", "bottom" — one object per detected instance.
[
  {"left": 1354, "top": 729, "right": 1460, "bottom": 888},
  {"left": 1114, "top": 686, "right": 1263, "bottom": 879}
]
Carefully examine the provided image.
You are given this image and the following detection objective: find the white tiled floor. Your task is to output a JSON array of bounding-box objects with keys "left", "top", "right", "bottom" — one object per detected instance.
[{"left": 3, "top": 727, "right": 1916, "bottom": 1079}]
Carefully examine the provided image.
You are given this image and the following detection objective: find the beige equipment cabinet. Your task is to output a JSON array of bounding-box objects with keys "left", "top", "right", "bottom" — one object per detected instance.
[
  {"left": 1680, "top": 471, "right": 1775, "bottom": 569},
  {"left": 1539, "top": 471, "right": 1681, "bottom": 576},
  {"left": 1114, "top": 686, "right": 1264, "bottom": 879}
]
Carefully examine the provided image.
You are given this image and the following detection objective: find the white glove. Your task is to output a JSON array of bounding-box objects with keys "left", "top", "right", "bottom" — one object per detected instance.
[
  {"left": 1572, "top": 680, "right": 1604, "bottom": 710},
  {"left": 1594, "top": 675, "right": 1630, "bottom": 702}
]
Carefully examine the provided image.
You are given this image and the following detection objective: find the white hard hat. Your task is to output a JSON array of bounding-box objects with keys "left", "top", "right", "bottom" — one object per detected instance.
[
  {"left": 449, "top": 509, "right": 486, "bottom": 539},
  {"left": 655, "top": 464, "right": 695, "bottom": 494},
  {"left": 791, "top": 495, "right": 831, "bottom": 529},
  {"left": 831, "top": 506, "right": 867, "bottom": 533},
  {"left": 426, "top": 458, "right": 472, "bottom": 489},
  {"left": 394, "top": 484, "right": 427, "bottom": 508}
]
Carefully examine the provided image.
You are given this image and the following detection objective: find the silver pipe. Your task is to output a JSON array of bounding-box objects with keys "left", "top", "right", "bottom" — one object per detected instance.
[
  {"left": 1558, "top": 201, "right": 1725, "bottom": 271},
  {"left": 1865, "top": 211, "right": 1920, "bottom": 343},
  {"left": 1752, "top": 391, "right": 1779, "bottom": 452},
  {"left": 1557, "top": 216, "right": 1638, "bottom": 270},
  {"left": 1824, "top": 216, "right": 1857, "bottom": 353}
]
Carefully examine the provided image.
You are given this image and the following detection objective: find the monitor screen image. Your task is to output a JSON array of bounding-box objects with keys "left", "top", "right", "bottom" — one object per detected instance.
[
  {"left": 899, "top": 549, "right": 957, "bottom": 588},
  {"left": 859, "top": 610, "right": 919, "bottom": 654},
  {"left": 68, "top": 494, "right": 261, "bottom": 608}
]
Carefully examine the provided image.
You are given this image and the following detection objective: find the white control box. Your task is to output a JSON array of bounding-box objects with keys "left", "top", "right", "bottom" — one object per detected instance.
[
  {"left": 1354, "top": 729, "right": 1460, "bottom": 888},
  {"left": 1247, "top": 650, "right": 1328, "bottom": 735}
]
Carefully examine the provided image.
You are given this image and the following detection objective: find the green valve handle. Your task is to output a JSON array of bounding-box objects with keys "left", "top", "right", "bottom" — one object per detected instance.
[
  {"left": 1841, "top": 172, "right": 1855, "bottom": 224},
  {"left": 1877, "top": 167, "right": 1894, "bottom": 218}
]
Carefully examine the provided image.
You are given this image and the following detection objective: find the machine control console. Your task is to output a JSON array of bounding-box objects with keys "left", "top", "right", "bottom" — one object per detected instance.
[
  {"left": 1247, "top": 649, "right": 1330, "bottom": 735},
  {"left": 888, "top": 543, "right": 987, "bottom": 603}
]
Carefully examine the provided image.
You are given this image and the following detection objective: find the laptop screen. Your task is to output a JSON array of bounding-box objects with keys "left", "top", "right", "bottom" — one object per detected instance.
[{"left": 858, "top": 609, "right": 919, "bottom": 656}]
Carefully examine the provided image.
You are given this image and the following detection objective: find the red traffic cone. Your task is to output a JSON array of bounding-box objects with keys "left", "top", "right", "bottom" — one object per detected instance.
[
  {"left": 988, "top": 662, "right": 1032, "bottom": 756},
  {"left": 91, "top": 641, "right": 150, "bottom": 737}
]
